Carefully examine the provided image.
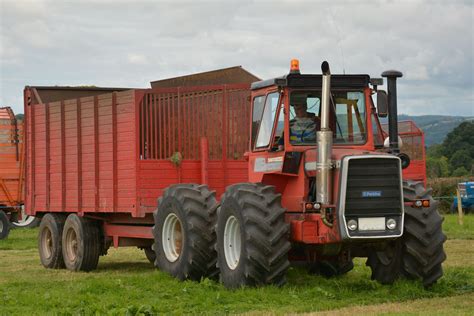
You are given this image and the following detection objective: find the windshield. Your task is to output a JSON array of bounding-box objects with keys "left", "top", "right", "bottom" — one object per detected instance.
[{"left": 289, "top": 90, "right": 367, "bottom": 145}]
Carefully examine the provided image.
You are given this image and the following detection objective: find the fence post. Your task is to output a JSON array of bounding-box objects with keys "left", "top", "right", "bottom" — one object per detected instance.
[{"left": 456, "top": 188, "right": 464, "bottom": 226}]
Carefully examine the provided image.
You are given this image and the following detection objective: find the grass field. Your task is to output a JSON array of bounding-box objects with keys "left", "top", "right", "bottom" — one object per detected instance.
[{"left": 1, "top": 215, "right": 473, "bottom": 315}]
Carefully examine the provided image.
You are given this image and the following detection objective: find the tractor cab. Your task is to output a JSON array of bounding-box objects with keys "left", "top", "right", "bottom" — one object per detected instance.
[{"left": 249, "top": 61, "right": 383, "bottom": 153}]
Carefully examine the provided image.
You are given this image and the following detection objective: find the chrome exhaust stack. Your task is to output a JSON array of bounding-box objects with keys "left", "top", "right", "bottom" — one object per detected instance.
[
  {"left": 316, "top": 61, "right": 333, "bottom": 205},
  {"left": 381, "top": 70, "right": 403, "bottom": 153}
]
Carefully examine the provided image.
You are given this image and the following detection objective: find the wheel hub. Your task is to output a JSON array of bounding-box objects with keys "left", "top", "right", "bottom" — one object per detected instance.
[
  {"left": 162, "top": 213, "right": 183, "bottom": 262},
  {"left": 41, "top": 228, "right": 53, "bottom": 259},
  {"left": 223, "top": 215, "right": 241, "bottom": 270},
  {"left": 65, "top": 228, "right": 78, "bottom": 262}
]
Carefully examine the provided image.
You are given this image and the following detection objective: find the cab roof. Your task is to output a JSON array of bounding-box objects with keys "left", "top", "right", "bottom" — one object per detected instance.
[{"left": 250, "top": 73, "right": 370, "bottom": 90}]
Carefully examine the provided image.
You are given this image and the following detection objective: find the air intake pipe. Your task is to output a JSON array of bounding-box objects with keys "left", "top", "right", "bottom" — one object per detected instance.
[
  {"left": 316, "top": 61, "right": 333, "bottom": 205},
  {"left": 381, "top": 70, "right": 403, "bottom": 153}
]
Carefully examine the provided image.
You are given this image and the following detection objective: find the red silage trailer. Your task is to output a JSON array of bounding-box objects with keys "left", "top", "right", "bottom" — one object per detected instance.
[
  {"left": 24, "top": 85, "right": 250, "bottom": 269},
  {"left": 382, "top": 120, "right": 427, "bottom": 185},
  {"left": 0, "top": 107, "right": 24, "bottom": 238}
]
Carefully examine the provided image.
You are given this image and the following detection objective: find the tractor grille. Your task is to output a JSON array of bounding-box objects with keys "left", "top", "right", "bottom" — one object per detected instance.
[{"left": 344, "top": 157, "right": 402, "bottom": 217}]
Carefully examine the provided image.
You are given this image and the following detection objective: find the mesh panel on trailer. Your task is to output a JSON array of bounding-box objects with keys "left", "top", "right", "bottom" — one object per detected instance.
[{"left": 139, "top": 86, "right": 250, "bottom": 161}]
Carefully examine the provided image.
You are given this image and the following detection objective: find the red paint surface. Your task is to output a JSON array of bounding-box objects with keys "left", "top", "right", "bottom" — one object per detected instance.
[{"left": 24, "top": 85, "right": 251, "bottom": 218}]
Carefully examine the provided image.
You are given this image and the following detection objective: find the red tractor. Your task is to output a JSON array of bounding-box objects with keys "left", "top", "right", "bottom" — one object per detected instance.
[
  {"left": 24, "top": 61, "right": 445, "bottom": 289},
  {"left": 211, "top": 60, "right": 446, "bottom": 288}
]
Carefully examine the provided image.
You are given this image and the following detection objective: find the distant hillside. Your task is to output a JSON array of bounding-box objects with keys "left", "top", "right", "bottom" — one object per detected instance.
[{"left": 398, "top": 115, "right": 473, "bottom": 146}]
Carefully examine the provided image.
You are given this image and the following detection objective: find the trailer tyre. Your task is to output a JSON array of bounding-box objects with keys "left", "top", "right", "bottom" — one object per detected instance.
[
  {"left": 62, "top": 214, "right": 101, "bottom": 272},
  {"left": 38, "top": 213, "right": 66, "bottom": 268},
  {"left": 367, "top": 181, "right": 447, "bottom": 287},
  {"left": 0, "top": 210, "right": 10, "bottom": 240},
  {"left": 153, "top": 184, "right": 218, "bottom": 281},
  {"left": 217, "top": 183, "right": 290, "bottom": 288}
]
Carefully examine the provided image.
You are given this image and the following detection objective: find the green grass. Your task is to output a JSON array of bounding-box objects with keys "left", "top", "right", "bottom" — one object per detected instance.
[
  {"left": 0, "top": 215, "right": 473, "bottom": 315},
  {"left": 442, "top": 214, "right": 474, "bottom": 240}
]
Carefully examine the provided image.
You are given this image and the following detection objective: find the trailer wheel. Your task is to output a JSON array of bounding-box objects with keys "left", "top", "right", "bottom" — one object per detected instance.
[
  {"left": 38, "top": 213, "right": 66, "bottom": 269},
  {"left": 217, "top": 183, "right": 290, "bottom": 288},
  {"left": 367, "top": 181, "right": 447, "bottom": 287},
  {"left": 62, "top": 214, "right": 101, "bottom": 272},
  {"left": 152, "top": 184, "right": 218, "bottom": 281},
  {"left": 0, "top": 210, "right": 10, "bottom": 240}
]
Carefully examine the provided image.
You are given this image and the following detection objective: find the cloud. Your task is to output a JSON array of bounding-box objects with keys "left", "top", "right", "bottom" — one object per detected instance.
[{"left": 0, "top": 0, "right": 472, "bottom": 117}]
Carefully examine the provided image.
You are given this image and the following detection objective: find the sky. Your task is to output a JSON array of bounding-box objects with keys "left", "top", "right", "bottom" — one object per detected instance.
[{"left": 1, "top": 0, "right": 473, "bottom": 116}]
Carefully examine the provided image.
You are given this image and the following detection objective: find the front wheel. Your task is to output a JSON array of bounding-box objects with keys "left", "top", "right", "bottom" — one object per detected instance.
[
  {"left": 217, "top": 183, "right": 290, "bottom": 288},
  {"left": 367, "top": 181, "right": 447, "bottom": 287}
]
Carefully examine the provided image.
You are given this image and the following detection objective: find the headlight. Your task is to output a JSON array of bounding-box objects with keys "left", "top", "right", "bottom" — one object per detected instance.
[
  {"left": 347, "top": 219, "right": 358, "bottom": 231},
  {"left": 386, "top": 218, "right": 397, "bottom": 230}
]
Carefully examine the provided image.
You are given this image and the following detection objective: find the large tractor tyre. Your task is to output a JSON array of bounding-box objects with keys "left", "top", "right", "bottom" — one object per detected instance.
[
  {"left": 38, "top": 213, "right": 66, "bottom": 269},
  {"left": 0, "top": 210, "right": 10, "bottom": 240},
  {"left": 309, "top": 259, "right": 354, "bottom": 278},
  {"left": 216, "top": 183, "right": 290, "bottom": 288},
  {"left": 62, "top": 214, "right": 101, "bottom": 272},
  {"left": 152, "top": 184, "right": 218, "bottom": 281},
  {"left": 367, "top": 181, "right": 447, "bottom": 287},
  {"left": 401, "top": 182, "right": 447, "bottom": 287}
]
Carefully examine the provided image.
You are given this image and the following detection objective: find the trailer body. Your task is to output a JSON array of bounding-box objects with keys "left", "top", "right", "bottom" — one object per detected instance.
[
  {"left": 24, "top": 85, "right": 250, "bottom": 244},
  {"left": 382, "top": 120, "right": 427, "bottom": 185},
  {"left": 0, "top": 107, "right": 24, "bottom": 210}
]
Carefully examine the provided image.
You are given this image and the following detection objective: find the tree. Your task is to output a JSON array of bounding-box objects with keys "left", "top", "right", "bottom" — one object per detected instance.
[
  {"left": 426, "top": 156, "right": 450, "bottom": 178},
  {"left": 426, "top": 144, "right": 444, "bottom": 158},
  {"left": 449, "top": 149, "right": 473, "bottom": 174},
  {"left": 442, "top": 121, "right": 474, "bottom": 160},
  {"left": 452, "top": 167, "right": 469, "bottom": 177}
]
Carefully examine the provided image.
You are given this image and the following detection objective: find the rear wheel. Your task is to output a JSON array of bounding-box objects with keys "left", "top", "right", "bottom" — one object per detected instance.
[
  {"left": 367, "top": 181, "right": 447, "bottom": 287},
  {"left": 38, "top": 213, "right": 66, "bottom": 269},
  {"left": 152, "top": 184, "right": 218, "bottom": 281},
  {"left": 62, "top": 214, "right": 101, "bottom": 272},
  {"left": 217, "top": 183, "right": 290, "bottom": 288},
  {"left": 0, "top": 210, "right": 10, "bottom": 240}
]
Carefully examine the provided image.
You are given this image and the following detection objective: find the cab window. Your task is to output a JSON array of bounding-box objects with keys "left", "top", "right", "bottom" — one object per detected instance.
[
  {"left": 255, "top": 92, "right": 280, "bottom": 148},
  {"left": 334, "top": 91, "right": 366, "bottom": 143},
  {"left": 251, "top": 96, "right": 265, "bottom": 148}
]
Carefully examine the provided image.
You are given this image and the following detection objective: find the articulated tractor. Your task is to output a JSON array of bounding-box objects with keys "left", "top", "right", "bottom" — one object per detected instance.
[{"left": 211, "top": 60, "right": 446, "bottom": 288}]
